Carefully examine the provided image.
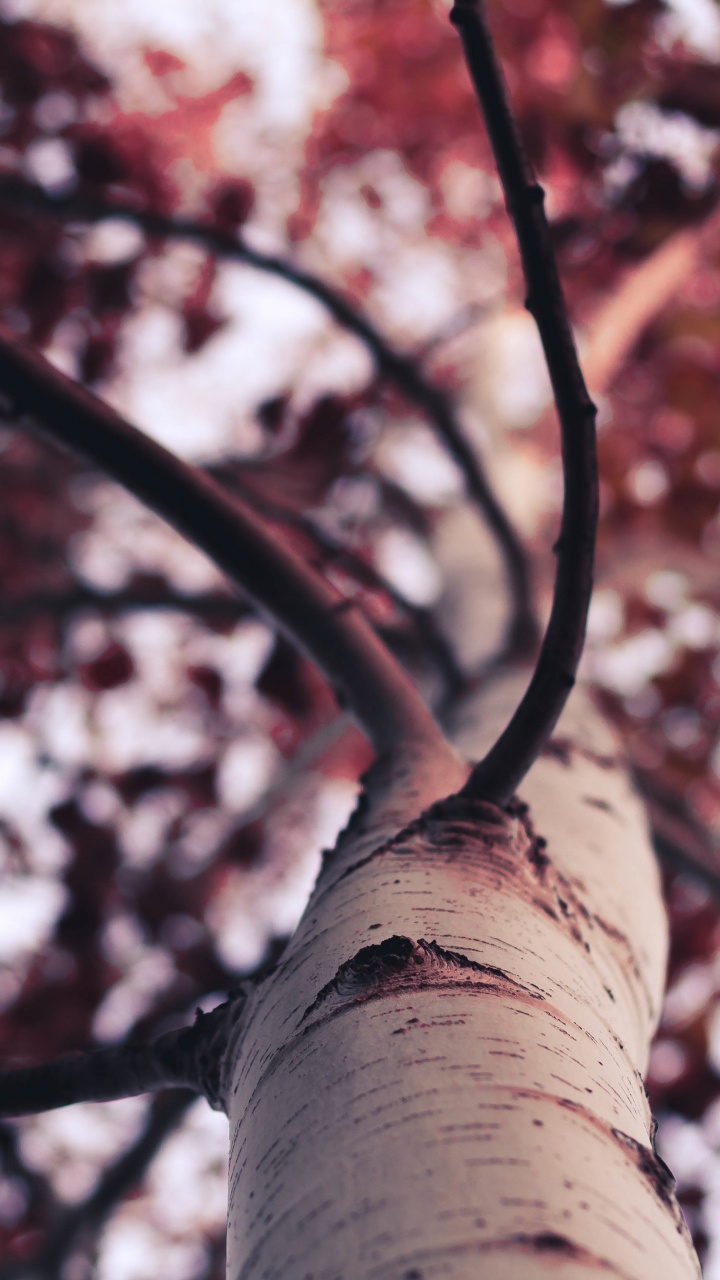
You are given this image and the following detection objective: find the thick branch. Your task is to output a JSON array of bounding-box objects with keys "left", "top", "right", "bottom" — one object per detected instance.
[
  {"left": 451, "top": 0, "right": 598, "bottom": 804},
  {"left": 0, "top": 997, "right": 234, "bottom": 1117},
  {"left": 0, "top": 175, "right": 537, "bottom": 660},
  {"left": 0, "top": 329, "right": 451, "bottom": 759},
  {"left": 0, "top": 1091, "right": 194, "bottom": 1280},
  {"left": 0, "top": 1045, "right": 179, "bottom": 1116}
]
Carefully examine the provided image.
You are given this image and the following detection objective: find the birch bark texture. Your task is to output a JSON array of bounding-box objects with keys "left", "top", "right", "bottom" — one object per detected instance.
[{"left": 222, "top": 677, "right": 700, "bottom": 1280}]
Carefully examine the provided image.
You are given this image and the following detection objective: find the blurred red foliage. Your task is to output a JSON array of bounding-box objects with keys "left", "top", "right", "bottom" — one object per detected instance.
[{"left": 0, "top": 0, "right": 718, "bottom": 1271}]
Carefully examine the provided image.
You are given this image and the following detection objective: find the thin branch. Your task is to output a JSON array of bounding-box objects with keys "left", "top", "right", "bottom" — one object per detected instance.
[
  {"left": 451, "top": 0, "right": 598, "bottom": 804},
  {"left": 0, "top": 587, "right": 249, "bottom": 625},
  {"left": 0, "top": 174, "right": 537, "bottom": 660},
  {"left": 2, "top": 494, "right": 463, "bottom": 691},
  {"left": 0, "top": 329, "right": 451, "bottom": 759},
  {"left": 0, "top": 1091, "right": 195, "bottom": 1280},
  {"left": 211, "top": 469, "right": 467, "bottom": 699}
]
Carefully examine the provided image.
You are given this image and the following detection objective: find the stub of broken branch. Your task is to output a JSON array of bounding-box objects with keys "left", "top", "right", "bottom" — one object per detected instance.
[
  {"left": 451, "top": 0, "right": 598, "bottom": 805},
  {"left": 0, "top": 1000, "right": 235, "bottom": 1117}
]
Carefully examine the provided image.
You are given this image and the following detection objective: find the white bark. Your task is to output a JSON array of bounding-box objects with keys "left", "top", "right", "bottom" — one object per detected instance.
[{"left": 223, "top": 677, "right": 700, "bottom": 1280}]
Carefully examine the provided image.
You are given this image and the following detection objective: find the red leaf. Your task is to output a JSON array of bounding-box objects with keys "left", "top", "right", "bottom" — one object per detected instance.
[
  {"left": 210, "top": 178, "right": 256, "bottom": 230},
  {"left": 78, "top": 641, "right": 134, "bottom": 691},
  {"left": 187, "top": 663, "right": 223, "bottom": 707},
  {"left": 143, "top": 49, "right": 186, "bottom": 78},
  {"left": 182, "top": 304, "right": 227, "bottom": 354}
]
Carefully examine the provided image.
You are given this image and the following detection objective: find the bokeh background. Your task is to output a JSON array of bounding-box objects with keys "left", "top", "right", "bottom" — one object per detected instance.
[{"left": 0, "top": 0, "right": 718, "bottom": 1276}]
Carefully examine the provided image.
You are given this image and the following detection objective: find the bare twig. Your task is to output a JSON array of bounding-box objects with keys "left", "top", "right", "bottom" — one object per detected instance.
[
  {"left": 0, "top": 587, "right": 249, "bottom": 624},
  {"left": 211, "top": 469, "right": 466, "bottom": 699},
  {"left": 0, "top": 1091, "right": 195, "bottom": 1280},
  {"left": 0, "top": 329, "right": 452, "bottom": 759},
  {"left": 0, "top": 1002, "right": 233, "bottom": 1117},
  {"left": 451, "top": 0, "right": 598, "bottom": 804},
  {"left": 0, "top": 174, "right": 537, "bottom": 660}
]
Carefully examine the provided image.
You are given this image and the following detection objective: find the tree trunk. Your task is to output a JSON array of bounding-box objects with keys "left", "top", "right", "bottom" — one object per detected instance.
[{"left": 222, "top": 674, "right": 700, "bottom": 1280}]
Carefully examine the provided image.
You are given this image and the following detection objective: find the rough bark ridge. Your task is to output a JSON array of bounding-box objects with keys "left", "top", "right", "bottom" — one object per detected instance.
[{"left": 220, "top": 680, "right": 699, "bottom": 1280}]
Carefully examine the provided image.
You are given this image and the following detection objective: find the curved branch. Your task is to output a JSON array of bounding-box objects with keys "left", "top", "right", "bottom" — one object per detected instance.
[
  {"left": 0, "top": 175, "right": 537, "bottom": 660},
  {"left": 450, "top": 0, "right": 598, "bottom": 804},
  {"left": 0, "top": 328, "right": 451, "bottom": 760}
]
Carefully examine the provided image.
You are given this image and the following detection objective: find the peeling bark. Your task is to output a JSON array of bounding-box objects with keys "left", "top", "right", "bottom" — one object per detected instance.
[{"left": 221, "top": 679, "right": 700, "bottom": 1280}]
